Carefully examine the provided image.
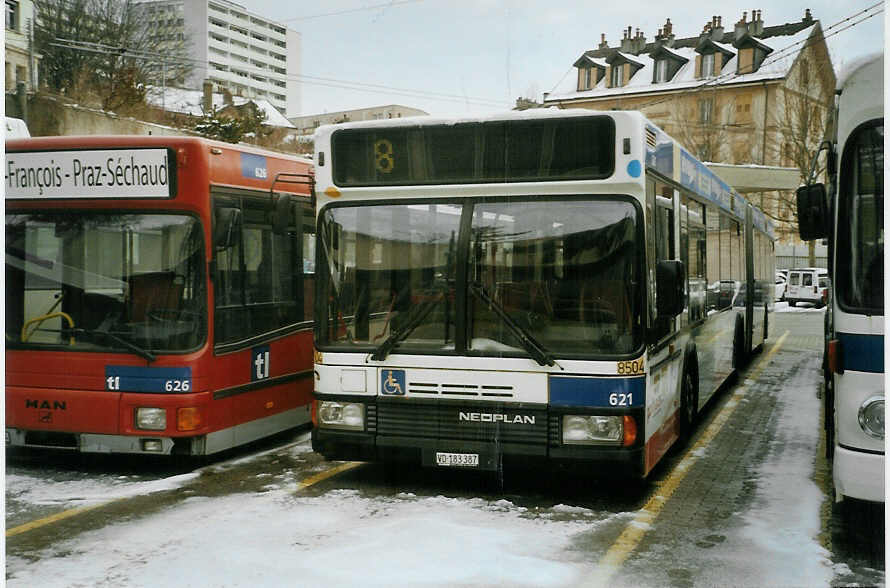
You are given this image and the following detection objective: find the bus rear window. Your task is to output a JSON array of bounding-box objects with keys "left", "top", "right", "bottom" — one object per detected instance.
[{"left": 331, "top": 116, "right": 615, "bottom": 186}]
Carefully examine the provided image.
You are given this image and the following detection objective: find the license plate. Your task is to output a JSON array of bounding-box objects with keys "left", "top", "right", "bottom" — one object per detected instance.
[{"left": 435, "top": 452, "right": 479, "bottom": 467}]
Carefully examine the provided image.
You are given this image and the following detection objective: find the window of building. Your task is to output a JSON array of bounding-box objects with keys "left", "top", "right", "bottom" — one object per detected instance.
[
  {"left": 610, "top": 65, "right": 622, "bottom": 87},
  {"left": 701, "top": 53, "right": 715, "bottom": 78},
  {"left": 6, "top": 0, "right": 18, "bottom": 32},
  {"left": 654, "top": 59, "right": 669, "bottom": 83},
  {"left": 699, "top": 98, "right": 714, "bottom": 123},
  {"left": 735, "top": 94, "right": 752, "bottom": 124}
]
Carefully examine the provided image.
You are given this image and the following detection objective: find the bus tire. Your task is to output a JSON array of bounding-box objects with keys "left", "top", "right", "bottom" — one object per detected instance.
[{"left": 678, "top": 361, "right": 699, "bottom": 446}]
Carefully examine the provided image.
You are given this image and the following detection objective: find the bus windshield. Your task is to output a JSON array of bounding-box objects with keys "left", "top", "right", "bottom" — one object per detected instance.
[
  {"left": 838, "top": 123, "right": 884, "bottom": 311},
  {"left": 319, "top": 197, "right": 641, "bottom": 358},
  {"left": 6, "top": 212, "right": 206, "bottom": 354}
]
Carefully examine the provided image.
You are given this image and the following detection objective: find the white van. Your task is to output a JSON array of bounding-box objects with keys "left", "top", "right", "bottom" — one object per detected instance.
[{"left": 785, "top": 267, "right": 829, "bottom": 307}]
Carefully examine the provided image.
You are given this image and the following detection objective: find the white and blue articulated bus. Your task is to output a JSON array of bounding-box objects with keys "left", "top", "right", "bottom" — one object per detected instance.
[
  {"left": 797, "top": 53, "right": 884, "bottom": 503},
  {"left": 311, "top": 109, "right": 774, "bottom": 478}
]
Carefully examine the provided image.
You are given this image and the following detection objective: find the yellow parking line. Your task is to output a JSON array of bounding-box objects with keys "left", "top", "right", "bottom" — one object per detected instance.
[
  {"left": 590, "top": 330, "right": 790, "bottom": 586},
  {"left": 295, "top": 462, "right": 363, "bottom": 491},
  {"left": 7, "top": 502, "right": 114, "bottom": 537},
  {"left": 8, "top": 460, "right": 363, "bottom": 538}
]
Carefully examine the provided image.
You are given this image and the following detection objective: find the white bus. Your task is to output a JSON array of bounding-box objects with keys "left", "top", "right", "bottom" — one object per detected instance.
[
  {"left": 797, "top": 53, "right": 884, "bottom": 503},
  {"left": 311, "top": 109, "right": 775, "bottom": 478}
]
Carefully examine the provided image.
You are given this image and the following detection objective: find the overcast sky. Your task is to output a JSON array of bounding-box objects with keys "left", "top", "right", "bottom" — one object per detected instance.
[{"left": 242, "top": 1, "right": 883, "bottom": 117}]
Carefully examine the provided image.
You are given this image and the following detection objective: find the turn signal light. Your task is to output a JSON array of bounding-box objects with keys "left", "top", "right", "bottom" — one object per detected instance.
[
  {"left": 177, "top": 407, "right": 202, "bottom": 431},
  {"left": 622, "top": 415, "right": 637, "bottom": 446},
  {"left": 828, "top": 339, "right": 844, "bottom": 375}
]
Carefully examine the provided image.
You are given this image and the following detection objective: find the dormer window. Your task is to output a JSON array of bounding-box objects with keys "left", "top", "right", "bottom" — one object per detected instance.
[
  {"left": 649, "top": 46, "right": 688, "bottom": 84},
  {"left": 605, "top": 51, "right": 644, "bottom": 88},
  {"left": 733, "top": 34, "right": 772, "bottom": 75},
  {"left": 573, "top": 55, "right": 606, "bottom": 91},
  {"left": 694, "top": 40, "right": 734, "bottom": 80}
]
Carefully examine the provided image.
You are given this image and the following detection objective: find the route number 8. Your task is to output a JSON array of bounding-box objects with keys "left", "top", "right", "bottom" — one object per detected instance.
[{"left": 374, "top": 139, "right": 395, "bottom": 174}]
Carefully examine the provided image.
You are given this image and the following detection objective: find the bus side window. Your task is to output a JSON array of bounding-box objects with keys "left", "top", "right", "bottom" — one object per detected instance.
[
  {"left": 213, "top": 193, "right": 310, "bottom": 348},
  {"left": 651, "top": 182, "right": 675, "bottom": 341}
]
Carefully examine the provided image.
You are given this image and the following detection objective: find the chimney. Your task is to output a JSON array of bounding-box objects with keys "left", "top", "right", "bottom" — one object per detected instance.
[
  {"left": 710, "top": 15, "right": 724, "bottom": 41},
  {"left": 735, "top": 11, "right": 749, "bottom": 41},
  {"left": 749, "top": 8, "right": 763, "bottom": 36},
  {"left": 598, "top": 33, "right": 609, "bottom": 50},
  {"left": 657, "top": 18, "right": 675, "bottom": 47},
  {"left": 202, "top": 80, "right": 213, "bottom": 113},
  {"left": 620, "top": 26, "right": 633, "bottom": 53},
  {"left": 803, "top": 8, "right": 813, "bottom": 24}
]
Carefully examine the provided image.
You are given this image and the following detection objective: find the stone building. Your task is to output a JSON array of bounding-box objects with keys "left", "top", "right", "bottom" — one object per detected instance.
[
  {"left": 544, "top": 9, "right": 835, "bottom": 243},
  {"left": 5, "top": 0, "right": 40, "bottom": 91}
]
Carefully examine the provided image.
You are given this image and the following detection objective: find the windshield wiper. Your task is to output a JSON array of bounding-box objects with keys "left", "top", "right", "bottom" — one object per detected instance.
[
  {"left": 73, "top": 328, "right": 156, "bottom": 363},
  {"left": 469, "top": 281, "right": 557, "bottom": 368},
  {"left": 369, "top": 290, "right": 445, "bottom": 362}
]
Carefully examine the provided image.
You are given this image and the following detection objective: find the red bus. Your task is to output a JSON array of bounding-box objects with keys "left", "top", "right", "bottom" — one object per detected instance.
[{"left": 5, "top": 136, "right": 315, "bottom": 455}]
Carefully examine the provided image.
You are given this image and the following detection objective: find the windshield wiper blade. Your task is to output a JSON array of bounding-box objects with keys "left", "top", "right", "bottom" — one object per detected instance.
[
  {"left": 74, "top": 328, "right": 156, "bottom": 363},
  {"left": 469, "top": 281, "right": 555, "bottom": 367},
  {"left": 370, "top": 291, "right": 444, "bottom": 362}
]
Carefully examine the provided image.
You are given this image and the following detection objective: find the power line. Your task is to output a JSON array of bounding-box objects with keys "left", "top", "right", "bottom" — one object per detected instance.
[
  {"left": 51, "top": 37, "right": 510, "bottom": 109},
  {"left": 282, "top": 0, "right": 425, "bottom": 23}
]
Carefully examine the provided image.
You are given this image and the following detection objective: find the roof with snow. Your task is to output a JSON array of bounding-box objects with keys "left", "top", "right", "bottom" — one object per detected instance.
[
  {"left": 145, "top": 86, "right": 295, "bottom": 129},
  {"left": 546, "top": 14, "right": 823, "bottom": 104}
]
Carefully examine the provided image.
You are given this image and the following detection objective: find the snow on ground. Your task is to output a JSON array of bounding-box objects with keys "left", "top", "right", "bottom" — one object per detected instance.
[
  {"left": 690, "top": 355, "right": 836, "bottom": 587},
  {"left": 772, "top": 300, "right": 826, "bottom": 313},
  {"left": 6, "top": 471, "right": 199, "bottom": 518},
  {"left": 6, "top": 460, "right": 627, "bottom": 587}
]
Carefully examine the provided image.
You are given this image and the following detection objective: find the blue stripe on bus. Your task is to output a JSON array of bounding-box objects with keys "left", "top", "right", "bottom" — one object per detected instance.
[
  {"left": 105, "top": 365, "right": 192, "bottom": 393},
  {"left": 837, "top": 332, "right": 884, "bottom": 373},
  {"left": 240, "top": 153, "right": 268, "bottom": 180},
  {"left": 549, "top": 376, "right": 645, "bottom": 408}
]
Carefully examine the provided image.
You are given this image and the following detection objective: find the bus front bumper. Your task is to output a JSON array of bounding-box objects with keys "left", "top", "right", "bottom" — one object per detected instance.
[
  {"left": 5, "top": 427, "right": 203, "bottom": 455},
  {"left": 311, "top": 428, "right": 646, "bottom": 477},
  {"left": 833, "top": 444, "right": 885, "bottom": 503}
]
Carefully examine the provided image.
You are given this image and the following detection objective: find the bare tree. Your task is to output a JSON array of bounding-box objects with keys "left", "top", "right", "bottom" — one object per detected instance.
[
  {"left": 667, "top": 90, "right": 729, "bottom": 163},
  {"left": 34, "top": 0, "right": 193, "bottom": 113},
  {"left": 766, "top": 48, "right": 834, "bottom": 257}
]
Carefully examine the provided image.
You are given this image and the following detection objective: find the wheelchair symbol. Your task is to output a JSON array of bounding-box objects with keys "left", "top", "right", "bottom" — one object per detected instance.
[{"left": 381, "top": 370, "right": 405, "bottom": 396}]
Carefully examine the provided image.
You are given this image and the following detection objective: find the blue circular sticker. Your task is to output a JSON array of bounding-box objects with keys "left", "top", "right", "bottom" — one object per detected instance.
[{"left": 627, "top": 160, "right": 642, "bottom": 177}]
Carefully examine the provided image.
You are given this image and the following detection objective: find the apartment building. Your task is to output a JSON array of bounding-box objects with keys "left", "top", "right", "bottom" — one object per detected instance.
[
  {"left": 544, "top": 9, "right": 835, "bottom": 242},
  {"left": 289, "top": 104, "right": 429, "bottom": 138},
  {"left": 5, "top": 0, "right": 40, "bottom": 91},
  {"left": 134, "top": 0, "right": 300, "bottom": 118}
]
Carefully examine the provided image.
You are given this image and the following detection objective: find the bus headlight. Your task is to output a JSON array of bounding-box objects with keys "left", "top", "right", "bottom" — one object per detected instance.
[
  {"left": 858, "top": 396, "right": 884, "bottom": 439},
  {"left": 135, "top": 407, "right": 167, "bottom": 431},
  {"left": 562, "top": 415, "right": 622, "bottom": 445},
  {"left": 317, "top": 401, "right": 365, "bottom": 431}
]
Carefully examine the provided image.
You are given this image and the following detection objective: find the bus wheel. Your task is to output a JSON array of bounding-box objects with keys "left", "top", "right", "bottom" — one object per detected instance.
[{"left": 678, "top": 365, "right": 698, "bottom": 445}]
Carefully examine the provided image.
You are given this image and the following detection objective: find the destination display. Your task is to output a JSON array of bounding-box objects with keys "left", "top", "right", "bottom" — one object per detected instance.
[{"left": 5, "top": 148, "right": 173, "bottom": 199}]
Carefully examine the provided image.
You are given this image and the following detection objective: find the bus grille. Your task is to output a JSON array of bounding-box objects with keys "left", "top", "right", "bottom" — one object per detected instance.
[{"left": 376, "top": 402, "right": 548, "bottom": 445}]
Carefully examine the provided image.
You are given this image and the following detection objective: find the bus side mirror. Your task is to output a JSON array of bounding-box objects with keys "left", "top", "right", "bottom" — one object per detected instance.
[
  {"left": 272, "top": 194, "right": 293, "bottom": 235},
  {"left": 656, "top": 260, "right": 685, "bottom": 318},
  {"left": 214, "top": 207, "right": 242, "bottom": 249},
  {"left": 796, "top": 183, "right": 828, "bottom": 241}
]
